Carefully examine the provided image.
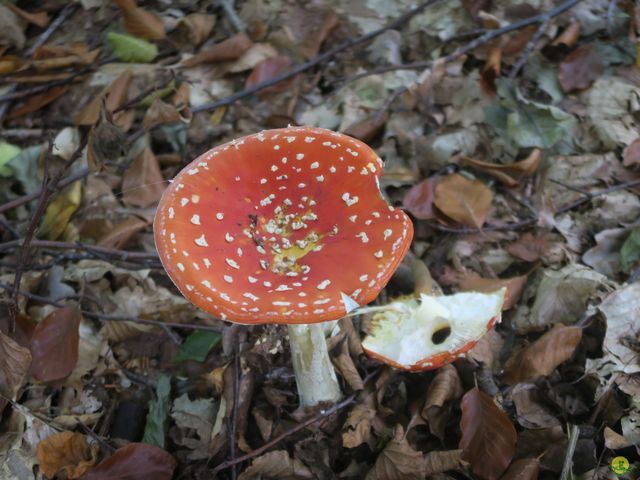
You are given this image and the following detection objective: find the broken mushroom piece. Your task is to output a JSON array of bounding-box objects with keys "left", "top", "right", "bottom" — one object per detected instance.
[
  {"left": 361, "top": 289, "right": 506, "bottom": 371},
  {"left": 154, "top": 126, "right": 413, "bottom": 406}
]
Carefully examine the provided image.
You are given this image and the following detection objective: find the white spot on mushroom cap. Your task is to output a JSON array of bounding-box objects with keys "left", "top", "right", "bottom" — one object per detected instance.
[
  {"left": 342, "top": 193, "right": 359, "bottom": 206},
  {"left": 226, "top": 258, "right": 240, "bottom": 269},
  {"left": 317, "top": 280, "right": 331, "bottom": 290},
  {"left": 190, "top": 214, "right": 200, "bottom": 225},
  {"left": 195, "top": 234, "right": 208, "bottom": 247},
  {"left": 216, "top": 212, "right": 224, "bottom": 220},
  {"left": 224, "top": 275, "right": 233, "bottom": 283}
]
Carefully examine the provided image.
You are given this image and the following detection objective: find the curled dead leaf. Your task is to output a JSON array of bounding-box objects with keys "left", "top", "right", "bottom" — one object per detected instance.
[
  {"left": 0, "top": 330, "right": 31, "bottom": 403},
  {"left": 36, "top": 431, "right": 97, "bottom": 479},
  {"left": 504, "top": 324, "right": 582, "bottom": 384},
  {"left": 182, "top": 33, "right": 252, "bottom": 68},
  {"left": 365, "top": 425, "right": 426, "bottom": 480},
  {"left": 342, "top": 402, "right": 376, "bottom": 449},
  {"left": 459, "top": 149, "right": 541, "bottom": 187},
  {"left": 114, "top": 0, "right": 165, "bottom": 40},
  {"left": 175, "top": 13, "right": 216, "bottom": 46}
]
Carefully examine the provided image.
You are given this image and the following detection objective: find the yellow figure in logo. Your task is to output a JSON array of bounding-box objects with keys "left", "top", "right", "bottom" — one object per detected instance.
[{"left": 610, "top": 456, "right": 630, "bottom": 475}]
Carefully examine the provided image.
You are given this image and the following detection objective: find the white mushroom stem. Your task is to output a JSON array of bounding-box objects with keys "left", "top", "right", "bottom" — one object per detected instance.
[{"left": 287, "top": 323, "right": 342, "bottom": 407}]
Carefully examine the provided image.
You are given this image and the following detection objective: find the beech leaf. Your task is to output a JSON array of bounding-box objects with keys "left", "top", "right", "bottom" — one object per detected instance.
[
  {"left": 86, "top": 443, "right": 176, "bottom": 480},
  {"left": 459, "top": 388, "right": 516, "bottom": 480},
  {"left": 504, "top": 325, "right": 582, "bottom": 385},
  {"left": 365, "top": 425, "right": 426, "bottom": 480},
  {"left": 434, "top": 173, "right": 493, "bottom": 228},
  {"left": 0, "top": 330, "right": 31, "bottom": 401},
  {"left": 29, "top": 307, "right": 81, "bottom": 383},
  {"left": 122, "top": 147, "right": 165, "bottom": 208}
]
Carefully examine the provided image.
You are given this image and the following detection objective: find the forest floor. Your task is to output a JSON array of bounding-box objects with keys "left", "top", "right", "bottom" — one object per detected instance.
[{"left": 0, "top": 0, "right": 639, "bottom": 479}]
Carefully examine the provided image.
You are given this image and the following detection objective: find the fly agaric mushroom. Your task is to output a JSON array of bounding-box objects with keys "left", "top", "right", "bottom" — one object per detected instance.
[
  {"left": 154, "top": 126, "right": 413, "bottom": 406},
  {"left": 361, "top": 289, "right": 506, "bottom": 371}
]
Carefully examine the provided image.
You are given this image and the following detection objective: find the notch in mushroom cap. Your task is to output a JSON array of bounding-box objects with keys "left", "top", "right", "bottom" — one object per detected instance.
[
  {"left": 361, "top": 289, "right": 506, "bottom": 371},
  {"left": 153, "top": 126, "right": 413, "bottom": 324}
]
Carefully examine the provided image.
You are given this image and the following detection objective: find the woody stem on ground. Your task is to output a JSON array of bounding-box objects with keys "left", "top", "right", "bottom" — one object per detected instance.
[{"left": 287, "top": 323, "right": 342, "bottom": 407}]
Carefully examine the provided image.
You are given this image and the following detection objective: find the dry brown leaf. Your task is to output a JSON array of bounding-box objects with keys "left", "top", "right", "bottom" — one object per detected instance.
[
  {"left": 182, "top": 33, "right": 253, "bottom": 67},
  {"left": 86, "top": 443, "right": 176, "bottom": 480},
  {"left": 459, "top": 388, "right": 516, "bottom": 480},
  {"left": 424, "top": 364, "right": 463, "bottom": 411},
  {"left": 342, "top": 402, "right": 376, "bottom": 449},
  {"left": 500, "top": 458, "right": 540, "bottom": 480},
  {"left": 97, "top": 216, "right": 148, "bottom": 249},
  {"left": 332, "top": 339, "right": 364, "bottom": 391},
  {"left": 30, "top": 49, "right": 100, "bottom": 71},
  {"left": 36, "top": 432, "right": 97, "bottom": 479},
  {"left": 423, "top": 365, "right": 463, "bottom": 441},
  {"left": 6, "top": 3, "right": 49, "bottom": 28},
  {"left": 29, "top": 307, "right": 81, "bottom": 383},
  {"left": 559, "top": 44, "right": 604, "bottom": 92},
  {"left": 344, "top": 113, "right": 388, "bottom": 143},
  {"left": 32, "top": 42, "right": 89, "bottom": 59},
  {"left": 552, "top": 20, "right": 581, "bottom": 47},
  {"left": 458, "top": 272, "right": 527, "bottom": 310},
  {"left": 281, "top": 5, "right": 338, "bottom": 59},
  {"left": 114, "top": 0, "right": 165, "bottom": 40},
  {"left": 424, "top": 449, "right": 465, "bottom": 476},
  {"left": 459, "top": 149, "right": 541, "bottom": 187},
  {"left": 143, "top": 98, "right": 191, "bottom": 130},
  {"left": 466, "top": 328, "right": 504, "bottom": 369},
  {"left": 480, "top": 44, "right": 501, "bottom": 96},
  {"left": 237, "top": 450, "right": 313, "bottom": 480},
  {"left": 245, "top": 55, "right": 293, "bottom": 93},
  {"left": 175, "top": 13, "right": 216, "bottom": 46},
  {"left": 365, "top": 425, "right": 426, "bottom": 480},
  {"left": 623, "top": 138, "right": 640, "bottom": 168},
  {"left": 122, "top": 147, "right": 166, "bottom": 208},
  {"left": 506, "top": 232, "right": 550, "bottom": 262},
  {"left": 511, "top": 383, "right": 561, "bottom": 429},
  {"left": 403, "top": 177, "right": 438, "bottom": 220},
  {"left": 434, "top": 173, "right": 493, "bottom": 228},
  {"left": 0, "top": 5, "right": 26, "bottom": 50},
  {"left": 75, "top": 70, "right": 133, "bottom": 126},
  {"left": 7, "top": 86, "right": 67, "bottom": 120},
  {"left": 0, "top": 330, "right": 31, "bottom": 402},
  {"left": 504, "top": 325, "right": 582, "bottom": 384},
  {"left": 0, "top": 55, "right": 22, "bottom": 74}
]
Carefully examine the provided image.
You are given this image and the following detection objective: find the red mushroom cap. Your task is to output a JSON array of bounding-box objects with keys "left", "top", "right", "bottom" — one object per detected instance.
[
  {"left": 153, "top": 126, "right": 413, "bottom": 324},
  {"left": 361, "top": 289, "right": 505, "bottom": 371}
]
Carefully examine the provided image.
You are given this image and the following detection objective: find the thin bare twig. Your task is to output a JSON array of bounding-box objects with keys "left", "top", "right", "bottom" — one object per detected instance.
[
  {"left": 0, "top": 283, "right": 224, "bottom": 333},
  {"left": 0, "top": 239, "right": 159, "bottom": 262},
  {"left": 8, "top": 136, "right": 88, "bottom": 333},
  {"left": 216, "top": 0, "right": 247, "bottom": 33},
  {"left": 211, "top": 394, "right": 357, "bottom": 474},
  {"left": 508, "top": 19, "right": 550, "bottom": 80},
  {"left": 0, "top": 167, "right": 90, "bottom": 215},
  {"left": 0, "top": 3, "right": 78, "bottom": 122},
  {"left": 345, "top": 0, "right": 584, "bottom": 83},
  {"left": 190, "top": 0, "right": 443, "bottom": 115}
]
